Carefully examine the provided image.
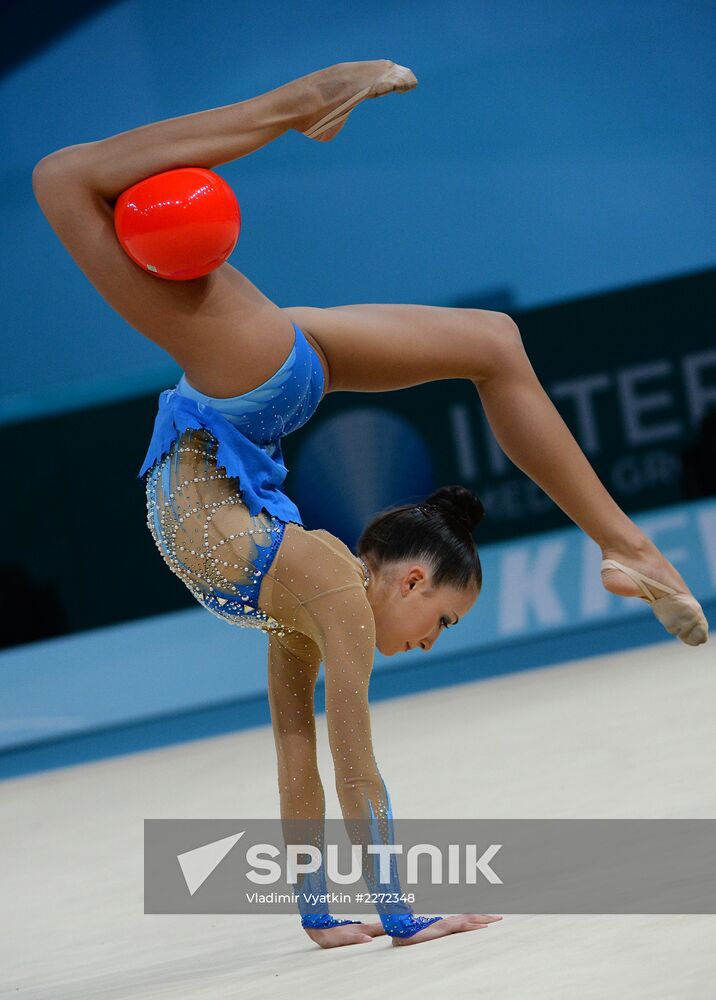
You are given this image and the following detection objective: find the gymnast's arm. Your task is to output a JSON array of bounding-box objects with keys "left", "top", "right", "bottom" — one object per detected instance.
[
  {"left": 303, "top": 579, "right": 443, "bottom": 938},
  {"left": 267, "top": 628, "right": 363, "bottom": 932}
]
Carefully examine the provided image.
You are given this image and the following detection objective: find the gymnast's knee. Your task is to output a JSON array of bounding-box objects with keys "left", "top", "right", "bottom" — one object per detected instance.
[{"left": 470, "top": 310, "right": 526, "bottom": 382}]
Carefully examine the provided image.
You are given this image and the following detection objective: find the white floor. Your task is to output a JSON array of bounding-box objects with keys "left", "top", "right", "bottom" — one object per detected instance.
[{"left": 2, "top": 638, "right": 715, "bottom": 999}]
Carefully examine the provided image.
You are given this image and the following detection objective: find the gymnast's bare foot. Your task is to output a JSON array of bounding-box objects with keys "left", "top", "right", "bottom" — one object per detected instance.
[
  {"left": 304, "top": 920, "right": 387, "bottom": 948},
  {"left": 294, "top": 60, "right": 418, "bottom": 141},
  {"left": 391, "top": 913, "right": 503, "bottom": 946}
]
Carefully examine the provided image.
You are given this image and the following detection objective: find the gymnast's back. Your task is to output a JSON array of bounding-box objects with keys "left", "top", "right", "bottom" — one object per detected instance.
[{"left": 145, "top": 425, "right": 372, "bottom": 644}]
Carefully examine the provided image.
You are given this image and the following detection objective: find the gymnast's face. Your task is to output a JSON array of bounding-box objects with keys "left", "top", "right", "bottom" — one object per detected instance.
[{"left": 365, "top": 559, "right": 479, "bottom": 657}]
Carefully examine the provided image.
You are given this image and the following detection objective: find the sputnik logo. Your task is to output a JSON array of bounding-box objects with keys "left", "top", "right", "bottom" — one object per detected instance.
[{"left": 177, "top": 831, "right": 246, "bottom": 895}]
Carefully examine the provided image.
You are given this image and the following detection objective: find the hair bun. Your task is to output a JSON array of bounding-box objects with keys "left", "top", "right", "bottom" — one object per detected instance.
[{"left": 423, "top": 485, "right": 485, "bottom": 533}]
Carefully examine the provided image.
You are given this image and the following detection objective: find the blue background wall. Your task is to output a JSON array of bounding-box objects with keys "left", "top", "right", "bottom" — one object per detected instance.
[
  {"left": 1, "top": 2, "right": 714, "bottom": 773},
  {"left": 2, "top": 0, "right": 715, "bottom": 419}
]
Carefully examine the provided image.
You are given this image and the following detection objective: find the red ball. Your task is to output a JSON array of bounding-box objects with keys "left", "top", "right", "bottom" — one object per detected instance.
[{"left": 113, "top": 167, "right": 241, "bottom": 280}]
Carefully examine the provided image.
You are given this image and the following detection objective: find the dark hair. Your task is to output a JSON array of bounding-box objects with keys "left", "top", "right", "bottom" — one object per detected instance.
[{"left": 356, "top": 485, "right": 485, "bottom": 592}]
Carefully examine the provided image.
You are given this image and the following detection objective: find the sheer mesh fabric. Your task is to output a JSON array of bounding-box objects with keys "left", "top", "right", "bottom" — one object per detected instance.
[
  {"left": 144, "top": 428, "right": 441, "bottom": 937},
  {"left": 145, "top": 428, "right": 289, "bottom": 634}
]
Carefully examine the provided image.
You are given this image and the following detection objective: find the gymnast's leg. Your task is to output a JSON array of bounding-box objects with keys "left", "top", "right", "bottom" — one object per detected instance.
[
  {"left": 31, "top": 61, "right": 411, "bottom": 398},
  {"left": 282, "top": 303, "right": 705, "bottom": 629}
]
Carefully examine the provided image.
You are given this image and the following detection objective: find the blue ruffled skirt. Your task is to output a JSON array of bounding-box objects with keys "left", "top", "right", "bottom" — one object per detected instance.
[{"left": 137, "top": 321, "right": 325, "bottom": 526}]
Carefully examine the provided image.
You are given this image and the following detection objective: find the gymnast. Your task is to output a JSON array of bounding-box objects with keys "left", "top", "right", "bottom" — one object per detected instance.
[{"left": 32, "top": 59, "right": 708, "bottom": 948}]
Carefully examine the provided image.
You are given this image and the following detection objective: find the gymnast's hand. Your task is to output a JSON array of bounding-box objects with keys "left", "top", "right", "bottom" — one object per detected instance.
[
  {"left": 391, "top": 913, "right": 504, "bottom": 946},
  {"left": 303, "top": 920, "right": 387, "bottom": 949}
]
